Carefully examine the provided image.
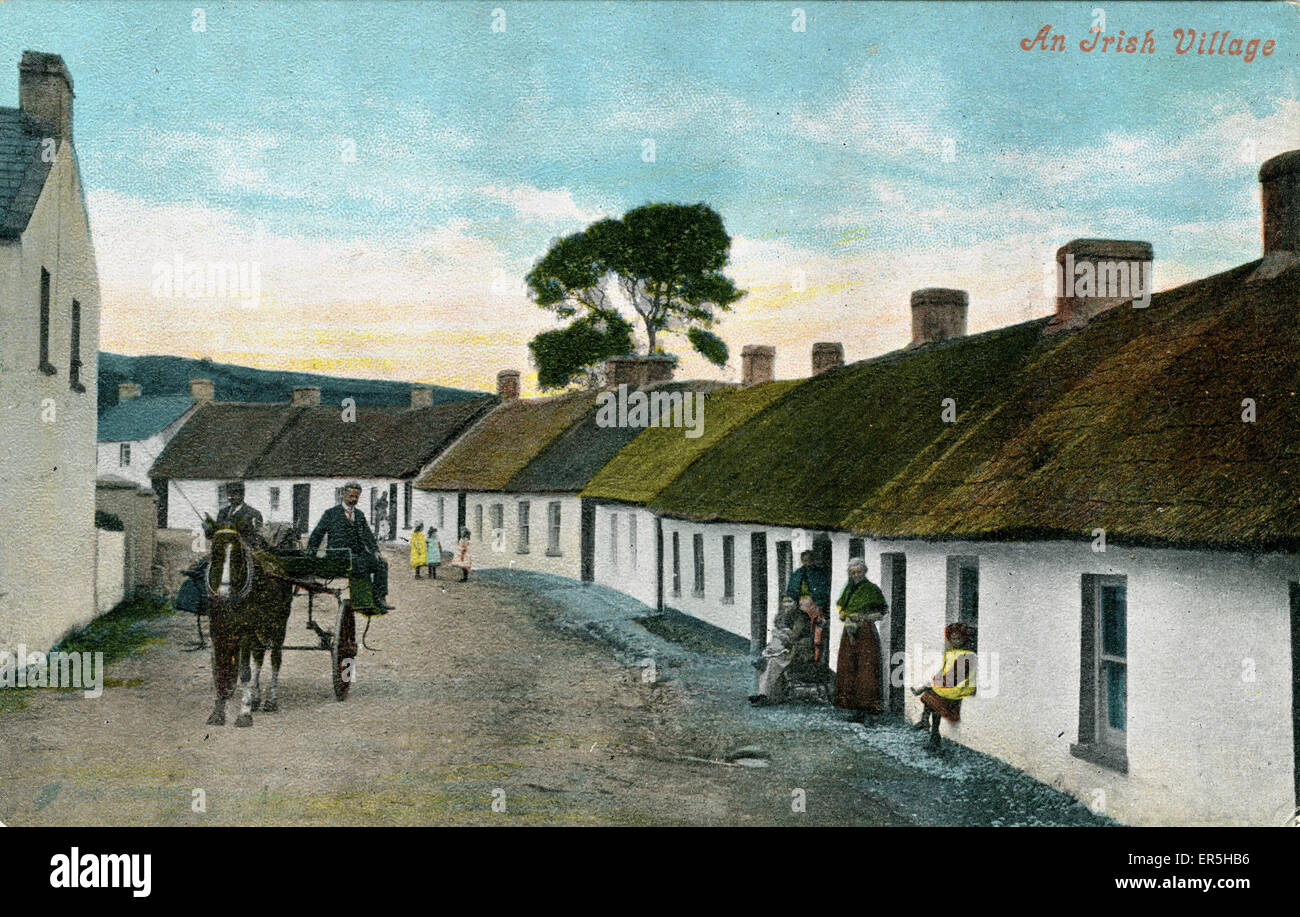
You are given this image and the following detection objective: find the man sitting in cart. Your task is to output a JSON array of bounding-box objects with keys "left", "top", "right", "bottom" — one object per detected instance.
[
  {"left": 203, "top": 481, "right": 264, "bottom": 540},
  {"left": 306, "top": 482, "right": 393, "bottom": 611}
]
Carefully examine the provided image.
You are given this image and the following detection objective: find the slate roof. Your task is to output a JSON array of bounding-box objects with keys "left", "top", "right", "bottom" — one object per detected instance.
[
  {"left": 507, "top": 381, "right": 731, "bottom": 494},
  {"left": 0, "top": 107, "right": 55, "bottom": 241},
  {"left": 150, "top": 398, "right": 495, "bottom": 482},
  {"left": 97, "top": 395, "right": 195, "bottom": 442},
  {"left": 650, "top": 319, "right": 1051, "bottom": 529},
  {"left": 847, "top": 260, "right": 1300, "bottom": 552},
  {"left": 580, "top": 379, "right": 799, "bottom": 505},
  {"left": 245, "top": 398, "right": 495, "bottom": 479},
  {"left": 414, "top": 391, "right": 599, "bottom": 492}
]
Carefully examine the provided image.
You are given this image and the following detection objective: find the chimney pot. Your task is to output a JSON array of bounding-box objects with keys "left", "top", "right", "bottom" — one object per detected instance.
[
  {"left": 1046, "top": 239, "right": 1153, "bottom": 333},
  {"left": 19, "top": 51, "right": 73, "bottom": 140},
  {"left": 1260, "top": 150, "right": 1300, "bottom": 256},
  {"left": 497, "top": 370, "right": 521, "bottom": 400},
  {"left": 188, "top": 378, "right": 214, "bottom": 405},
  {"left": 117, "top": 382, "right": 141, "bottom": 402},
  {"left": 740, "top": 345, "right": 775, "bottom": 386},
  {"left": 291, "top": 386, "right": 321, "bottom": 406},
  {"left": 409, "top": 386, "right": 433, "bottom": 409},
  {"left": 603, "top": 355, "right": 677, "bottom": 389},
  {"left": 908, "top": 288, "right": 969, "bottom": 348},
  {"left": 811, "top": 342, "right": 844, "bottom": 376}
]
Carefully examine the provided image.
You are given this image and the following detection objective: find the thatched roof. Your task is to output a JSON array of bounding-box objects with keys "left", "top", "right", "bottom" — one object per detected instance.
[
  {"left": 150, "top": 399, "right": 494, "bottom": 482},
  {"left": 413, "top": 391, "right": 598, "bottom": 492},
  {"left": 507, "top": 381, "right": 731, "bottom": 494},
  {"left": 582, "top": 379, "right": 799, "bottom": 505},
  {"left": 847, "top": 261, "right": 1300, "bottom": 551},
  {"left": 245, "top": 398, "right": 495, "bottom": 479},
  {"left": 649, "top": 320, "right": 1051, "bottom": 528}
]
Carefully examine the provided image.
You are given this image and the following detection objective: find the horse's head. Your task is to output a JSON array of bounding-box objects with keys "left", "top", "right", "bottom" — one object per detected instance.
[{"left": 208, "top": 527, "right": 253, "bottom": 600}]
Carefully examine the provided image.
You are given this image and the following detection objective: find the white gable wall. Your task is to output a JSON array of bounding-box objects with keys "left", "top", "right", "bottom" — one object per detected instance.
[{"left": 0, "top": 140, "right": 100, "bottom": 654}]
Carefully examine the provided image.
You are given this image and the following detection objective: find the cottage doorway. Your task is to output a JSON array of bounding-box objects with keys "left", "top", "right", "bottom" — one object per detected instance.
[
  {"left": 881, "top": 553, "right": 907, "bottom": 716},
  {"left": 1292, "top": 581, "right": 1299, "bottom": 812},
  {"left": 749, "top": 531, "right": 768, "bottom": 652},
  {"left": 292, "top": 483, "right": 310, "bottom": 534},
  {"left": 580, "top": 498, "right": 595, "bottom": 582}
]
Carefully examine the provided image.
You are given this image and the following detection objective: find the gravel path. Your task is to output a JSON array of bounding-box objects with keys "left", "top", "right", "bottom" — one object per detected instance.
[{"left": 0, "top": 551, "right": 1111, "bottom": 826}]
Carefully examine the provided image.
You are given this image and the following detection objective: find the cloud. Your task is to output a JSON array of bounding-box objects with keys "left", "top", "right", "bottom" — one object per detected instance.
[{"left": 474, "top": 183, "right": 605, "bottom": 225}]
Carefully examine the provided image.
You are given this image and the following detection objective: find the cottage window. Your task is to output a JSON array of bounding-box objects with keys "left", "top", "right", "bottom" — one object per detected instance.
[
  {"left": 39, "top": 268, "right": 54, "bottom": 375},
  {"left": 334, "top": 487, "right": 345, "bottom": 504},
  {"left": 628, "top": 516, "right": 637, "bottom": 570},
  {"left": 671, "top": 531, "right": 681, "bottom": 597},
  {"left": 722, "top": 535, "right": 735, "bottom": 603},
  {"left": 546, "top": 501, "right": 561, "bottom": 555},
  {"left": 69, "top": 300, "right": 84, "bottom": 391},
  {"left": 848, "top": 537, "right": 864, "bottom": 561},
  {"left": 475, "top": 504, "right": 484, "bottom": 542},
  {"left": 403, "top": 481, "right": 412, "bottom": 530},
  {"left": 1072, "top": 575, "right": 1129, "bottom": 773},
  {"left": 517, "top": 501, "right": 530, "bottom": 553},
  {"left": 269, "top": 487, "right": 280, "bottom": 511},
  {"left": 119, "top": 443, "right": 131, "bottom": 467},
  {"left": 945, "top": 556, "right": 980, "bottom": 652},
  {"left": 610, "top": 514, "right": 619, "bottom": 568},
  {"left": 437, "top": 496, "right": 445, "bottom": 530},
  {"left": 692, "top": 533, "right": 705, "bottom": 597}
]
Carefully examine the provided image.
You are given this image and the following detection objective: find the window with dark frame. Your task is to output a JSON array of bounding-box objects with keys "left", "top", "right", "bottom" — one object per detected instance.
[
  {"left": 692, "top": 532, "right": 705, "bottom": 597},
  {"left": 671, "top": 531, "right": 681, "bottom": 597},
  {"left": 39, "top": 268, "right": 54, "bottom": 374},
  {"left": 269, "top": 487, "right": 280, "bottom": 511},
  {"left": 722, "top": 534, "right": 735, "bottom": 603},
  {"left": 945, "top": 555, "right": 980, "bottom": 652},
  {"left": 546, "top": 501, "right": 561, "bottom": 555},
  {"left": 69, "top": 299, "right": 83, "bottom": 391},
  {"left": 1072, "top": 574, "right": 1129, "bottom": 773},
  {"left": 610, "top": 513, "right": 619, "bottom": 567},
  {"left": 119, "top": 443, "right": 130, "bottom": 467},
  {"left": 403, "top": 481, "right": 412, "bottom": 530},
  {"left": 517, "top": 500, "right": 530, "bottom": 552},
  {"left": 628, "top": 516, "right": 637, "bottom": 569},
  {"left": 475, "top": 504, "right": 483, "bottom": 541}
]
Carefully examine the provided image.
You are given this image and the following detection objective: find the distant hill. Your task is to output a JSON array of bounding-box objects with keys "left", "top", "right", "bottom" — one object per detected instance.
[{"left": 98, "top": 353, "right": 488, "bottom": 413}]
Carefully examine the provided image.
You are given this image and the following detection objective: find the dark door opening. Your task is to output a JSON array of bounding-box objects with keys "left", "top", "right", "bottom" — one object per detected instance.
[
  {"left": 750, "top": 531, "right": 768, "bottom": 653},
  {"left": 457, "top": 492, "right": 467, "bottom": 535},
  {"left": 812, "top": 533, "right": 833, "bottom": 660},
  {"left": 387, "top": 482, "right": 398, "bottom": 540},
  {"left": 292, "top": 483, "right": 310, "bottom": 534},
  {"left": 580, "top": 498, "right": 596, "bottom": 582},
  {"left": 881, "top": 553, "right": 907, "bottom": 716},
  {"left": 1291, "top": 581, "right": 1299, "bottom": 813},
  {"left": 655, "top": 517, "right": 664, "bottom": 612},
  {"left": 776, "top": 541, "right": 792, "bottom": 597},
  {"left": 153, "top": 478, "right": 169, "bottom": 528}
]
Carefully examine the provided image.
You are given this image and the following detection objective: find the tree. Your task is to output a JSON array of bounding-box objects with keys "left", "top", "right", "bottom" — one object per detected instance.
[
  {"left": 526, "top": 203, "right": 743, "bottom": 386},
  {"left": 527, "top": 310, "right": 634, "bottom": 390}
]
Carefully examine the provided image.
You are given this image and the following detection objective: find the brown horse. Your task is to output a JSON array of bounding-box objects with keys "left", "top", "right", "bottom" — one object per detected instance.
[{"left": 205, "top": 524, "right": 294, "bottom": 727}]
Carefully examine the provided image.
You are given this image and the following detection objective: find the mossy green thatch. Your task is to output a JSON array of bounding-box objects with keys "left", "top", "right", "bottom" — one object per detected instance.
[
  {"left": 848, "top": 261, "right": 1300, "bottom": 551},
  {"left": 415, "top": 391, "right": 598, "bottom": 492},
  {"left": 582, "top": 379, "right": 799, "bottom": 505},
  {"left": 650, "top": 320, "right": 1051, "bottom": 528}
]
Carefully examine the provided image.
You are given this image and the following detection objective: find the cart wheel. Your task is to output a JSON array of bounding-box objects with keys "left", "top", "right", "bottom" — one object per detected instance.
[{"left": 332, "top": 599, "right": 357, "bottom": 701}]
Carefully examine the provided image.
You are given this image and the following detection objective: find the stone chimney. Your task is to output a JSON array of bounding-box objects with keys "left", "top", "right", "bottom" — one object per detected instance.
[
  {"left": 1253, "top": 150, "right": 1300, "bottom": 280},
  {"left": 19, "top": 51, "right": 73, "bottom": 140},
  {"left": 604, "top": 354, "right": 676, "bottom": 389},
  {"left": 409, "top": 386, "right": 433, "bottom": 409},
  {"left": 908, "top": 288, "right": 969, "bottom": 348},
  {"left": 117, "top": 382, "right": 140, "bottom": 402},
  {"left": 497, "top": 370, "right": 521, "bottom": 401},
  {"left": 189, "top": 378, "right": 214, "bottom": 404},
  {"left": 741, "top": 345, "right": 775, "bottom": 386},
  {"left": 291, "top": 386, "right": 321, "bottom": 406},
  {"left": 811, "top": 342, "right": 844, "bottom": 376},
  {"left": 1045, "top": 240, "right": 1154, "bottom": 333}
]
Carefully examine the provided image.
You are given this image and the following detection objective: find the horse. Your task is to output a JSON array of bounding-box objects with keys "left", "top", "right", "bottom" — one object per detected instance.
[{"left": 204, "top": 522, "right": 294, "bottom": 727}]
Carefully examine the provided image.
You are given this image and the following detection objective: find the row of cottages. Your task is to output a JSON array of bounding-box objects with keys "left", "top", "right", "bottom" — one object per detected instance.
[
  {"left": 0, "top": 52, "right": 103, "bottom": 654},
  {"left": 412, "top": 362, "right": 723, "bottom": 578},
  {"left": 568, "top": 152, "right": 1300, "bottom": 826},
  {"left": 148, "top": 383, "right": 494, "bottom": 539},
  {"left": 95, "top": 381, "right": 198, "bottom": 492}
]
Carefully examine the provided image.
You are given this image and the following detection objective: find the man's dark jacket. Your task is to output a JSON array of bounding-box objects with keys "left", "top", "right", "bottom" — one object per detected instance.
[
  {"left": 784, "top": 564, "right": 831, "bottom": 609},
  {"left": 307, "top": 505, "right": 378, "bottom": 557}
]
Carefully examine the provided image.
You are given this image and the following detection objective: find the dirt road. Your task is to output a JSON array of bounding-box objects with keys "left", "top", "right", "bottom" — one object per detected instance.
[{"left": 0, "top": 550, "right": 916, "bottom": 826}]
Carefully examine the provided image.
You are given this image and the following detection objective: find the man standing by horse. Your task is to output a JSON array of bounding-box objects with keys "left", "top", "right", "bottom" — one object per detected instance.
[
  {"left": 204, "top": 481, "right": 264, "bottom": 539},
  {"left": 307, "top": 482, "right": 393, "bottom": 611}
]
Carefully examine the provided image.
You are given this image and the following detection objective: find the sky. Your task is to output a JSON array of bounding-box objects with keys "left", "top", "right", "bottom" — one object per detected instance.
[{"left": 1, "top": 0, "right": 1297, "bottom": 393}]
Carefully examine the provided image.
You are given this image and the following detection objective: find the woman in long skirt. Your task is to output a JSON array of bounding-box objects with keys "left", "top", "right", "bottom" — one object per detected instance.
[{"left": 833, "top": 558, "right": 887, "bottom": 722}]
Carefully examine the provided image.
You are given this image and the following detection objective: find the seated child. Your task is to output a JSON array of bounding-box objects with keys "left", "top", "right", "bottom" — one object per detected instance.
[{"left": 912, "top": 622, "right": 976, "bottom": 749}]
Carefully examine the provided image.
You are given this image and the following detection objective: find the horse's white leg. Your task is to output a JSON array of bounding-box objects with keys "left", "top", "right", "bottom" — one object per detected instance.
[{"left": 236, "top": 660, "right": 255, "bottom": 727}]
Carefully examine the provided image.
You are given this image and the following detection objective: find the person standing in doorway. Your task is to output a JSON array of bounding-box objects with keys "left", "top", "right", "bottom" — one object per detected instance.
[{"left": 833, "top": 557, "right": 887, "bottom": 723}]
